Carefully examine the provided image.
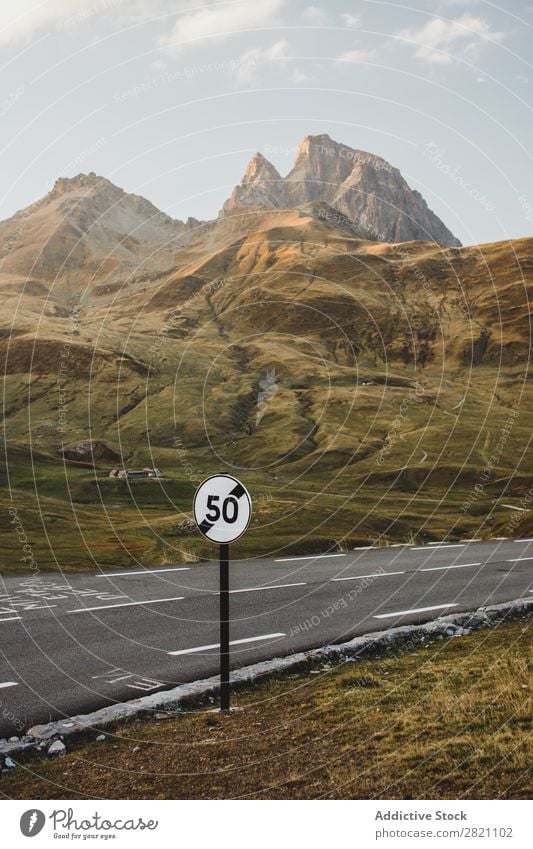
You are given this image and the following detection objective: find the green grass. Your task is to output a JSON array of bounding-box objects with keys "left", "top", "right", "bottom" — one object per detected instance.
[{"left": 0, "top": 447, "right": 529, "bottom": 573}]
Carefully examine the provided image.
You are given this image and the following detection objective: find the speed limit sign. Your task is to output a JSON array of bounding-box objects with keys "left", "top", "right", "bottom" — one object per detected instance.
[
  {"left": 193, "top": 474, "right": 252, "bottom": 544},
  {"left": 193, "top": 474, "right": 252, "bottom": 711}
]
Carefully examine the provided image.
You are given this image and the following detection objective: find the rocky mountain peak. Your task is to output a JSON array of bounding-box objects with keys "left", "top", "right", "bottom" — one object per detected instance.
[
  {"left": 244, "top": 152, "right": 282, "bottom": 182},
  {"left": 221, "top": 152, "right": 286, "bottom": 214},
  {"left": 49, "top": 172, "right": 119, "bottom": 200},
  {"left": 221, "top": 134, "right": 461, "bottom": 246}
]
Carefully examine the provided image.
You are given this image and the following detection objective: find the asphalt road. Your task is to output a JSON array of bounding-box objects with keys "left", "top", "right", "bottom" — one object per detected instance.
[{"left": 0, "top": 537, "right": 532, "bottom": 736}]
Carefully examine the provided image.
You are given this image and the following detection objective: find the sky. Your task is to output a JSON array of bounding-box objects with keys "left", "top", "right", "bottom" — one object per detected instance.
[{"left": 0, "top": 0, "right": 532, "bottom": 246}]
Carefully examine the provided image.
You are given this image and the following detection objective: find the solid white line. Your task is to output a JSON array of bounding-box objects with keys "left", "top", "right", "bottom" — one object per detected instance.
[
  {"left": 0, "top": 617, "right": 22, "bottom": 623},
  {"left": 412, "top": 544, "right": 465, "bottom": 550},
  {"left": 332, "top": 571, "right": 405, "bottom": 582},
  {"left": 274, "top": 554, "right": 345, "bottom": 562},
  {"left": 168, "top": 632, "right": 285, "bottom": 656},
  {"left": 0, "top": 682, "right": 18, "bottom": 689},
  {"left": 374, "top": 603, "right": 458, "bottom": 619},
  {"left": 97, "top": 566, "right": 191, "bottom": 577},
  {"left": 68, "top": 596, "right": 184, "bottom": 614},
  {"left": 421, "top": 562, "right": 480, "bottom": 572},
  {"left": 230, "top": 582, "right": 306, "bottom": 594},
  {"left": 506, "top": 557, "right": 533, "bottom": 562}
]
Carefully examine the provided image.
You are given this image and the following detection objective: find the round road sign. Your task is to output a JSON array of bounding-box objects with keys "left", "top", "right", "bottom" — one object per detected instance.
[{"left": 193, "top": 474, "right": 252, "bottom": 544}]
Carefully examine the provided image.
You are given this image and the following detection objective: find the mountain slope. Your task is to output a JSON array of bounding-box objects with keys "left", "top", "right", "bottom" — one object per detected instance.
[
  {"left": 0, "top": 172, "right": 201, "bottom": 294},
  {"left": 0, "top": 155, "right": 531, "bottom": 569}
]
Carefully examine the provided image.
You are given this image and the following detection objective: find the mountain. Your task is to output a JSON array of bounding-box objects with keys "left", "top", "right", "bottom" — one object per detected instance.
[
  {"left": 221, "top": 133, "right": 461, "bottom": 247},
  {"left": 0, "top": 172, "right": 201, "bottom": 294},
  {"left": 0, "top": 150, "right": 531, "bottom": 567}
]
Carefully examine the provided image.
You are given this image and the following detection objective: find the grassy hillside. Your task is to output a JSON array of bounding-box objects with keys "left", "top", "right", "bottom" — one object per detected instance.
[{"left": 1, "top": 209, "right": 532, "bottom": 571}]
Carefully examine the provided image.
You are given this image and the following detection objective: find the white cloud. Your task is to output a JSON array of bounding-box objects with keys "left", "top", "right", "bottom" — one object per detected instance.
[
  {"left": 0, "top": 0, "right": 169, "bottom": 45},
  {"left": 233, "top": 38, "right": 290, "bottom": 83},
  {"left": 397, "top": 13, "right": 503, "bottom": 64},
  {"left": 338, "top": 48, "right": 376, "bottom": 62},
  {"left": 159, "top": 0, "right": 284, "bottom": 53},
  {"left": 301, "top": 6, "right": 329, "bottom": 25},
  {"left": 293, "top": 67, "right": 311, "bottom": 82},
  {"left": 341, "top": 13, "right": 361, "bottom": 27}
]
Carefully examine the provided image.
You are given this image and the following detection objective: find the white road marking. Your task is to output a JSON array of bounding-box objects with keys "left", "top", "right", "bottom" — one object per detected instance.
[
  {"left": 352, "top": 546, "right": 375, "bottom": 550},
  {"left": 274, "top": 554, "right": 345, "bottom": 562},
  {"left": 502, "top": 505, "right": 526, "bottom": 511},
  {"left": 97, "top": 567, "right": 190, "bottom": 577},
  {"left": 461, "top": 539, "right": 481, "bottom": 542},
  {"left": 374, "top": 603, "right": 458, "bottom": 619},
  {"left": 229, "top": 582, "right": 307, "bottom": 594},
  {"left": 412, "top": 544, "right": 465, "bottom": 551},
  {"left": 68, "top": 596, "right": 184, "bottom": 614},
  {"left": 168, "top": 632, "right": 285, "bottom": 656},
  {"left": 332, "top": 571, "right": 405, "bottom": 582},
  {"left": 0, "top": 681, "right": 18, "bottom": 689},
  {"left": 421, "top": 562, "right": 480, "bottom": 572},
  {"left": 516, "top": 538, "right": 533, "bottom": 543},
  {"left": 0, "top": 617, "right": 22, "bottom": 623},
  {"left": 388, "top": 543, "right": 406, "bottom": 547},
  {"left": 506, "top": 557, "right": 533, "bottom": 562}
]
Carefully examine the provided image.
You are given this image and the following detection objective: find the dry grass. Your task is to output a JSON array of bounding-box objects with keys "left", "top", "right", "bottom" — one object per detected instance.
[{"left": 2, "top": 617, "right": 531, "bottom": 800}]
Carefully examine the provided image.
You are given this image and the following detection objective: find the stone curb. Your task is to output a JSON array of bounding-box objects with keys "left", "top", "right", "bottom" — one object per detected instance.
[{"left": 1, "top": 596, "right": 531, "bottom": 758}]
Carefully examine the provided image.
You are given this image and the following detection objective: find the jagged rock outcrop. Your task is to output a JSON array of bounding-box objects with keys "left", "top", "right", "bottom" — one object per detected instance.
[
  {"left": 221, "top": 133, "right": 461, "bottom": 246},
  {"left": 223, "top": 153, "right": 286, "bottom": 211}
]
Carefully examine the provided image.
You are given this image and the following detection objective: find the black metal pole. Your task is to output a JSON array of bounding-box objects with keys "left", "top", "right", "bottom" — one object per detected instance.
[{"left": 219, "top": 542, "right": 230, "bottom": 711}]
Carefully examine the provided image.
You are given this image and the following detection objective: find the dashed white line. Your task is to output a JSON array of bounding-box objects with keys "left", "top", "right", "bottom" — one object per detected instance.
[
  {"left": 97, "top": 567, "right": 191, "bottom": 577},
  {"left": 412, "top": 544, "right": 465, "bottom": 551},
  {"left": 274, "top": 554, "right": 345, "bottom": 562},
  {"left": 352, "top": 546, "right": 376, "bottom": 550},
  {"left": 0, "top": 617, "right": 22, "bottom": 623},
  {"left": 68, "top": 596, "right": 184, "bottom": 614},
  {"left": 374, "top": 603, "right": 458, "bottom": 619},
  {"left": 516, "top": 538, "right": 533, "bottom": 543},
  {"left": 462, "top": 539, "right": 481, "bottom": 542},
  {"left": 421, "top": 562, "right": 481, "bottom": 572},
  {"left": 229, "top": 582, "right": 307, "bottom": 594},
  {"left": 332, "top": 571, "right": 405, "bottom": 582},
  {"left": 506, "top": 557, "right": 533, "bottom": 562},
  {"left": 0, "top": 682, "right": 18, "bottom": 689},
  {"left": 168, "top": 632, "right": 285, "bottom": 656}
]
